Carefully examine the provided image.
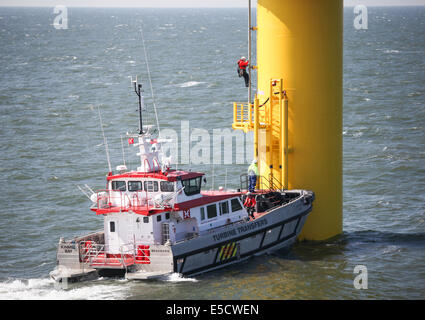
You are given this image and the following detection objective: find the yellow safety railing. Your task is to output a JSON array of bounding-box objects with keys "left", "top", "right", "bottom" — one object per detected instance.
[{"left": 232, "top": 102, "right": 255, "bottom": 133}]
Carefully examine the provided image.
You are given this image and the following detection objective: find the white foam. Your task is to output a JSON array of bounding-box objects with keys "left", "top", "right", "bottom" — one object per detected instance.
[
  {"left": 165, "top": 273, "right": 198, "bottom": 282},
  {"left": 384, "top": 49, "right": 400, "bottom": 54},
  {"left": 382, "top": 245, "right": 402, "bottom": 254},
  {"left": 178, "top": 81, "right": 205, "bottom": 88},
  {"left": 0, "top": 278, "right": 128, "bottom": 300},
  {"left": 353, "top": 131, "right": 363, "bottom": 138}
]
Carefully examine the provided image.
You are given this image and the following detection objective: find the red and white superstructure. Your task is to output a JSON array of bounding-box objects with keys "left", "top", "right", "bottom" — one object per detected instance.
[{"left": 91, "top": 128, "right": 249, "bottom": 255}]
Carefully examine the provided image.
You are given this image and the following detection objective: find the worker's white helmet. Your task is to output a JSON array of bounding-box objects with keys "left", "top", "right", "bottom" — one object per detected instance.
[
  {"left": 241, "top": 56, "right": 246, "bottom": 60},
  {"left": 252, "top": 159, "right": 257, "bottom": 164}
]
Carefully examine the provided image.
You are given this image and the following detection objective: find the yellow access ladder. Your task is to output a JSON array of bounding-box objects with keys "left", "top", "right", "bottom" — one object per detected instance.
[{"left": 232, "top": 79, "right": 289, "bottom": 189}]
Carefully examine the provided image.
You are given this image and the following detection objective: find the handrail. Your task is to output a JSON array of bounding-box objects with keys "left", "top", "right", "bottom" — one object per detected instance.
[
  {"left": 79, "top": 241, "right": 152, "bottom": 267},
  {"left": 93, "top": 189, "right": 155, "bottom": 211},
  {"left": 268, "top": 173, "right": 284, "bottom": 190},
  {"left": 239, "top": 173, "right": 284, "bottom": 192},
  {"left": 232, "top": 102, "right": 255, "bottom": 132}
]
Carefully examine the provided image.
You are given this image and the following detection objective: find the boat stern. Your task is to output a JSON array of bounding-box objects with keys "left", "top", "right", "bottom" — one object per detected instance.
[{"left": 50, "top": 237, "right": 99, "bottom": 284}]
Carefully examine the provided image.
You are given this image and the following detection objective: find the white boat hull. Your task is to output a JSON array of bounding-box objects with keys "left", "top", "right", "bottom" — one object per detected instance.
[{"left": 51, "top": 190, "right": 314, "bottom": 283}]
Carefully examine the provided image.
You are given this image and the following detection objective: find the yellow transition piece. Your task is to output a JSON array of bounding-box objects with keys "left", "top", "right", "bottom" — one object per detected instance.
[{"left": 256, "top": 0, "right": 343, "bottom": 240}]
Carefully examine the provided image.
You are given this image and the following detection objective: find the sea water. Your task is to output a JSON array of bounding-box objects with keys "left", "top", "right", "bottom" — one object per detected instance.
[{"left": 0, "top": 6, "right": 424, "bottom": 299}]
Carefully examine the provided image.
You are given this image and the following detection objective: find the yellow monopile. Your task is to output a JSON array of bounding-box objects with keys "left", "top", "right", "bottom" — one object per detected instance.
[{"left": 256, "top": 0, "right": 343, "bottom": 240}]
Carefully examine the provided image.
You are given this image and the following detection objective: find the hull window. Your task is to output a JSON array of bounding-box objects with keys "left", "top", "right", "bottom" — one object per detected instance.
[
  {"left": 128, "top": 181, "right": 143, "bottom": 191},
  {"left": 220, "top": 201, "right": 229, "bottom": 215},
  {"left": 144, "top": 181, "right": 159, "bottom": 192},
  {"left": 231, "top": 198, "right": 243, "bottom": 212},
  {"left": 112, "top": 181, "right": 126, "bottom": 191},
  {"left": 200, "top": 207, "right": 205, "bottom": 220},
  {"left": 160, "top": 181, "right": 175, "bottom": 192},
  {"left": 207, "top": 204, "right": 217, "bottom": 219}
]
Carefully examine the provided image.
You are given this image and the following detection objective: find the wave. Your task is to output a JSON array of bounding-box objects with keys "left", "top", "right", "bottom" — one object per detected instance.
[
  {"left": 384, "top": 49, "right": 400, "bottom": 54},
  {"left": 177, "top": 81, "right": 206, "bottom": 88},
  {"left": 338, "top": 230, "right": 425, "bottom": 246},
  {"left": 0, "top": 277, "right": 127, "bottom": 300}
]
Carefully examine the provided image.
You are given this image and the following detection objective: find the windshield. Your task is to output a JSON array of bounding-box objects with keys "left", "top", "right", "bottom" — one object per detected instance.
[{"left": 181, "top": 177, "right": 202, "bottom": 196}]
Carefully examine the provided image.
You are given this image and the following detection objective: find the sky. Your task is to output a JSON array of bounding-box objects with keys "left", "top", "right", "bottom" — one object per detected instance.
[{"left": 0, "top": 0, "right": 424, "bottom": 7}]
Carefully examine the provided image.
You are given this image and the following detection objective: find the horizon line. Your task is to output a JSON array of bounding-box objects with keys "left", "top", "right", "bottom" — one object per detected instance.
[{"left": 1, "top": 4, "right": 425, "bottom": 8}]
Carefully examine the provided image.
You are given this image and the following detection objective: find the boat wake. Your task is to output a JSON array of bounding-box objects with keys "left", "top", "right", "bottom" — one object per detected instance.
[
  {"left": 0, "top": 277, "right": 127, "bottom": 300},
  {"left": 164, "top": 273, "right": 198, "bottom": 283}
]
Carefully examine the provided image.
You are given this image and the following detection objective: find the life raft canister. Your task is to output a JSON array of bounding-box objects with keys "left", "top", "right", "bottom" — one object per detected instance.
[
  {"left": 136, "top": 245, "right": 151, "bottom": 264},
  {"left": 83, "top": 240, "right": 93, "bottom": 253}
]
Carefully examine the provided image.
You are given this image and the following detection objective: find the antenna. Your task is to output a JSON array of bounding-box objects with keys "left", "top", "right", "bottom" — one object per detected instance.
[
  {"left": 120, "top": 134, "right": 126, "bottom": 166},
  {"left": 140, "top": 23, "right": 161, "bottom": 135},
  {"left": 97, "top": 105, "right": 112, "bottom": 173},
  {"left": 131, "top": 76, "right": 144, "bottom": 135}
]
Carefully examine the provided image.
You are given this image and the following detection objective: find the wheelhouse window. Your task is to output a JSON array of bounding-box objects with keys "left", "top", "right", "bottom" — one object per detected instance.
[
  {"left": 111, "top": 181, "right": 126, "bottom": 191},
  {"left": 231, "top": 198, "right": 243, "bottom": 212},
  {"left": 144, "top": 181, "right": 159, "bottom": 192},
  {"left": 160, "top": 181, "right": 174, "bottom": 192},
  {"left": 206, "top": 204, "right": 217, "bottom": 219},
  {"left": 181, "top": 177, "right": 202, "bottom": 196},
  {"left": 128, "top": 181, "right": 143, "bottom": 192},
  {"left": 109, "top": 221, "right": 115, "bottom": 232},
  {"left": 200, "top": 207, "right": 205, "bottom": 221},
  {"left": 220, "top": 201, "right": 229, "bottom": 215}
]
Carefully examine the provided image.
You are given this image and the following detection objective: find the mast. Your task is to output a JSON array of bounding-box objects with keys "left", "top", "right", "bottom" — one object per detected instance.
[{"left": 132, "top": 76, "right": 144, "bottom": 135}]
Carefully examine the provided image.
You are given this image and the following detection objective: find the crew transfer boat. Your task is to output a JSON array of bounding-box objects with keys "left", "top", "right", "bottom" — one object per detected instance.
[{"left": 50, "top": 79, "right": 314, "bottom": 283}]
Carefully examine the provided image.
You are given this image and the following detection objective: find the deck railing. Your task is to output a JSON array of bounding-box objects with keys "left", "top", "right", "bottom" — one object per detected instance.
[
  {"left": 79, "top": 241, "right": 151, "bottom": 267},
  {"left": 239, "top": 173, "right": 284, "bottom": 192},
  {"left": 93, "top": 189, "right": 167, "bottom": 211}
]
